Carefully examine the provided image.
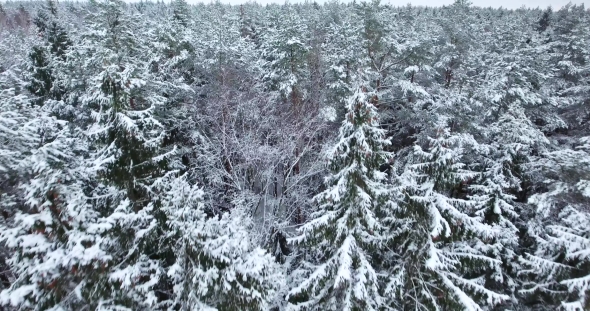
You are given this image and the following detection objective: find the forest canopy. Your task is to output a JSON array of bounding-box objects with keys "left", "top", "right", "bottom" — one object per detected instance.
[{"left": 0, "top": 0, "right": 589, "bottom": 310}]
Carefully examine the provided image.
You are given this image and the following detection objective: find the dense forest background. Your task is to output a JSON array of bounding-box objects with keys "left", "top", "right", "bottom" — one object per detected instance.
[{"left": 0, "top": 0, "right": 589, "bottom": 310}]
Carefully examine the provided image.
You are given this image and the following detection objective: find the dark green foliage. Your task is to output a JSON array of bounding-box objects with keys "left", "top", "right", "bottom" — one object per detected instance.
[
  {"left": 536, "top": 7, "right": 552, "bottom": 32},
  {"left": 27, "top": 46, "right": 53, "bottom": 104},
  {"left": 27, "top": 0, "right": 71, "bottom": 104}
]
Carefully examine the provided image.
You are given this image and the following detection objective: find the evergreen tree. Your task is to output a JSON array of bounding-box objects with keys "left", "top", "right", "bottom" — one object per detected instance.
[
  {"left": 0, "top": 54, "right": 105, "bottom": 311},
  {"left": 521, "top": 136, "right": 590, "bottom": 310},
  {"left": 74, "top": 0, "right": 176, "bottom": 307},
  {"left": 0, "top": 115, "right": 104, "bottom": 311},
  {"left": 390, "top": 117, "right": 509, "bottom": 311},
  {"left": 469, "top": 104, "right": 547, "bottom": 308},
  {"left": 163, "top": 174, "right": 282, "bottom": 310},
  {"left": 536, "top": 7, "right": 552, "bottom": 32},
  {"left": 171, "top": 0, "right": 190, "bottom": 27},
  {"left": 288, "top": 86, "right": 392, "bottom": 310},
  {"left": 28, "top": 0, "right": 71, "bottom": 105}
]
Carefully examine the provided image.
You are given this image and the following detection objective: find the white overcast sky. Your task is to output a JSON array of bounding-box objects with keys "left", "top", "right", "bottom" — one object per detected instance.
[{"left": 195, "top": 0, "right": 589, "bottom": 9}]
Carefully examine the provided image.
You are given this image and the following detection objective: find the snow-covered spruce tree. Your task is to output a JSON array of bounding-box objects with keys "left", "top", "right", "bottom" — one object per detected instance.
[
  {"left": 143, "top": 2, "right": 197, "bottom": 173},
  {"left": 171, "top": 0, "right": 190, "bottom": 28},
  {"left": 287, "top": 86, "right": 393, "bottom": 311},
  {"left": 0, "top": 58, "right": 38, "bottom": 298},
  {"left": 0, "top": 65, "right": 35, "bottom": 199},
  {"left": 468, "top": 104, "right": 548, "bottom": 309},
  {"left": 0, "top": 57, "right": 110, "bottom": 310},
  {"left": 391, "top": 117, "right": 509, "bottom": 311},
  {"left": 162, "top": 172, "right": 282, "bottom": 310},
  {"left": 544, "top": 4, "right": 590, "bottom": 132},
  {"left": 73, "top": 0, "right": 177, "bottom": 308},
  {"left": 322, "top": 5, "right": 363, "bottom": 116},
  {"left": 2, "top": 7, "right": 77, "bottom": 311},
  {"left": 550, "top": 3, "right": 589, "bottom": 100},
  {"left": 0, "top": 114, "right": 105, "bottom": 311},
  {"left": 536, "top": 7, "right": 552, "bottom": 33},
  {"left": 466, "top": 28, "right": 552, "bottom": 305},
  {"left": 27, "top": 0, "right": 71, "bottom": 106},
  {"left": 521, "top": 136, "right": 590, "bottom": 311}
]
